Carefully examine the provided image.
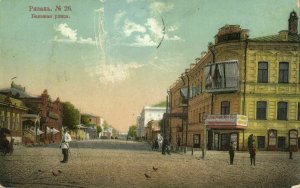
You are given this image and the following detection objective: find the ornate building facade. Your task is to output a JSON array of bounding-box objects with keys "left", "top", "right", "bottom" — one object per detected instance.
[
  {"left": 168, "top": 11, "right": 300, "bottom": 151},
  {"left": 0, "top": 94, "right": 28, "bottom": 143},
  {"left": 0, "top": 82, "right": 63, "bottom": 144}
]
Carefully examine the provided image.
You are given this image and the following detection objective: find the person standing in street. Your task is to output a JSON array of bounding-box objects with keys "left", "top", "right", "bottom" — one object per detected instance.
[
  {"left": 228, "top": 141, "right": 235, "bottom": 165},
  {"left": 249, "top": 147, "right": 256, "bottom": 166},
  {"left": 60, "top": 127, "right": 72, "bottom": 163}
]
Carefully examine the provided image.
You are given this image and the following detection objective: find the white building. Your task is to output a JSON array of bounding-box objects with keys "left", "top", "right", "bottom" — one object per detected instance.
[{"left": 137, "top": 106, "right": 166, "bottom": 138}]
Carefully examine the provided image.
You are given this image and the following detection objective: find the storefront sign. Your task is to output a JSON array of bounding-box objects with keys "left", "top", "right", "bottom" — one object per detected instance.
[{"left": 205, "top": 114, "right": 247, "bottom": 127}]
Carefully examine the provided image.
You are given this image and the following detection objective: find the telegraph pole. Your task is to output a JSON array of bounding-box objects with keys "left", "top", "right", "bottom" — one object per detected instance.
[{"left": 202, "top": 113, "right": 207, "bottom": 159}]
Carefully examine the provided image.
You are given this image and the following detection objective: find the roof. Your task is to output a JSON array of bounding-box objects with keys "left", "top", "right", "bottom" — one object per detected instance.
[
  {"left": 0, "top": 93, "right": 28, "bottom": 110},
  {"left": 0, "top": 82, "right": 38, "bottom": 98},
  {"left": 0, "top": 87, "right": 37, "bottom": 98},
  {"left": 250, "top": 33, "right": 300, "bottom": 43}
]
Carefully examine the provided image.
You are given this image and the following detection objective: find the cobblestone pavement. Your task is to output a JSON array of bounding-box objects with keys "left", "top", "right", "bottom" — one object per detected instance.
[{"left": 0, "top": 140, "right": 300, "bottom": 188}]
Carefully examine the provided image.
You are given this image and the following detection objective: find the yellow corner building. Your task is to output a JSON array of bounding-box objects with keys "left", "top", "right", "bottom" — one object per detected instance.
[{"left": 167, "top": 11, "right": 300, "bottom": 151}]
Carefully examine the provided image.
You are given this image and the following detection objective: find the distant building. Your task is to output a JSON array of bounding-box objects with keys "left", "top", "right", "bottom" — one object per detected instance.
[
  {"left": 81, "top": 113, "right": 100, "bottom": 139},
  {"left": 145, "top": 120, "right": 160, "bottom": 143},
  {"left": 0, "top": 82, "right": 63, "bottom": 144},
  {"left": 137, "top": 106, "right": 166, "bottom": 139}
]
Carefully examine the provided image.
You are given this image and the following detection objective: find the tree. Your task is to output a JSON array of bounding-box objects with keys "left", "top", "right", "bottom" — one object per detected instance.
[
  {"left": 96, "top": 126, "right": 102, "bottom": 133},
  {"left": 62, "top": 102, "right": 80, "bottom": 130},
  {"left": 103, "top": 121, "right": 109, "bottom": 131},
  {"left": 127, "top": 125, "right": 137, "bottom": 138},
  {"left": 81, "top": 114, "right": 90, "bottom": 126},
  {"left": 153, "top": 101, "right": 167, "bottom": 107}
]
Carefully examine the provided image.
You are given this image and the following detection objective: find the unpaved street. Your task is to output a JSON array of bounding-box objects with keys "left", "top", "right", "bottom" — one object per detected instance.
[{"left": 0, "top": 140, "right": 300, "bottom": 188}]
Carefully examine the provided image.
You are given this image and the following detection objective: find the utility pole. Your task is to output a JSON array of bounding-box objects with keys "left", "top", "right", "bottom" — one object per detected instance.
[{"left": 202, "top": 113, "right": 207, "bottom": 159}]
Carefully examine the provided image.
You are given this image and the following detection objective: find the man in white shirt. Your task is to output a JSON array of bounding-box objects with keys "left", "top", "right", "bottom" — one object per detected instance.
[{"left": 60, "top": 127, "right": 72, "bottom": 163}]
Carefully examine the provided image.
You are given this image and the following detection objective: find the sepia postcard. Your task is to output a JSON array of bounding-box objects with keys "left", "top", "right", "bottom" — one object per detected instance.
[{"left": 0, "top": 0, "right": 300, "bottom": 187}]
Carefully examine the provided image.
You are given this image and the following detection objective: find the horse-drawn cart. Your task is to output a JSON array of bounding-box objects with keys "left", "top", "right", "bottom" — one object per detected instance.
[{"left": 0, "top": 128, "right": 14, "bottom": 156}]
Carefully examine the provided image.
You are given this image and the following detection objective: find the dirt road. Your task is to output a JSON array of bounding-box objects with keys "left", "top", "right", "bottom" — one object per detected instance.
[{"left": 0, "top": 140, "right": 299, "bottom": 188}]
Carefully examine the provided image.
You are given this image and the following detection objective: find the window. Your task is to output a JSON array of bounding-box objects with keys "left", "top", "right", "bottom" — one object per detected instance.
[
  {"left": 256, "top": 101, "right": 267, "bottom": 120},
  {"left": 257, "top": 136, "right": 265, "bottom": 149},
  {"left": 278, "top": 62, "right": 289, "bottom": 83},
  {"left": 299, "top": 63, "right": 300, "bottom": 83},
  {"left": 277, "top": 102, "right": 288, "bottom": 120},
  {"left": 258, "top": 61, "right": 268, "bottom": 83},
  {"left": 221, "top": 101, "right": 230, "bottom": 115},
  {"left": 298, "top": 103, "right": 300, "bottom": 121}
]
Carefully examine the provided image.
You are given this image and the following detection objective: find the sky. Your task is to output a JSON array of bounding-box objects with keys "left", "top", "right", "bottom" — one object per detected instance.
[{"left": 0, "top": 0, "right": 299, "bottom": 132}]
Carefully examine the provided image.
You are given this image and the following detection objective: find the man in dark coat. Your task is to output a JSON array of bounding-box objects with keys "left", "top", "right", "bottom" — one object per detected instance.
[
  {"left": 249, "top": 147, "right": 256, "bottom": 166},
  {"left": 228, "top": 141, "right": 235, "bottom": 165}
]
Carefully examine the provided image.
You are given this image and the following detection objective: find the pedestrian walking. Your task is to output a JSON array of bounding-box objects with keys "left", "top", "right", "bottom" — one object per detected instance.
[
  {"left": 228, "top": 141, "right": 235, "bottom": 165},
  {"left": 60, "top": 127, "right": 72, "bottom": 163},
  {"left": 162, "top": 136, "right": 171, "bottom": 155},
  {"left": 249, "top": 147, "right": 256, "bottom": 166}
]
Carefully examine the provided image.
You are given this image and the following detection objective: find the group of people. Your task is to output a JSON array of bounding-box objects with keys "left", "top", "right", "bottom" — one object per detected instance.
[
  {"left": 151, "top": 134, "right": 171, "bottom": 155},
  {"left": 228, "top": 134, "right": 256, "bottom": 166}
]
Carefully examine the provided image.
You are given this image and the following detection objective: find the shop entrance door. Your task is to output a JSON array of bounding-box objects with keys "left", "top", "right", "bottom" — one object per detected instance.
[
  {"left": 220, "top": 133, "right": 230, "bottom": 150},
  {"left": 193, "top": 134, "right": 200, "bottom": 148}
]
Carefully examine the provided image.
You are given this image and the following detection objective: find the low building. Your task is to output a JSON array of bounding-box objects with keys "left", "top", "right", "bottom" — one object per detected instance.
[
  {"left": 137, "top": 106, "right": 166, "bottom": 139},
  {"left": 0, "top": 94, "right": 28, "bottom": 143},
  {"left": 0, "top": 82, "right": 63, "bottom": 144},
  {"left": 145, "top": 120, "right": 161, "bottom": 143},
  {"left": 81, "top": 113, "right": 100, "bottom": 139}
]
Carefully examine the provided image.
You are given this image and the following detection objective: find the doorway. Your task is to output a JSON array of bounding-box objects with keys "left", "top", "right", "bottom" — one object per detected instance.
[
  {"left": 277, "top": 137, "right": 286, "bottom": 151},
  {"left": 193, "top": 134, "right": 200, "bottom": 148}
]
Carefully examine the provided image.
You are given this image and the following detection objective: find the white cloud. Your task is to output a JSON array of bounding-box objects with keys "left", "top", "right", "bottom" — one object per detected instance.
[
  {"left": 55, "top": 23, "right": 77, "bottom": 41},
  {"left": 54, "top": 23, "right": 97, "bottom": 45},
  {"left": 126, "top": 0, "right": 137, "bottom": 3},
  {"left": 149, "top": 2, "right": 174, "bottom": 14},
  {"left": 131, "top": 34, "right": 156, "bottom": 47},
  {"left": 123, "top": 19, "right": 146, "bottom": 36},
  {"left": 146, "top": 18, "right": 182, "bottom": 42},
  {"left": 94, "top": 8, "right": 104, "bottom": 13},
  {"left": 167, "top": 25, "right": 178, "bottom": 32},
  {"left": 165, "top": 35, "right": 182, "bottom": 41},
  {"left": 146, "top": 18, "right": 164, "bottom": 39},
  {"left": 114, "top": 10, "right": 126, "bottom": 26},
  {"left": 87, "top": 62, "right": 143, "bottom": 84}
]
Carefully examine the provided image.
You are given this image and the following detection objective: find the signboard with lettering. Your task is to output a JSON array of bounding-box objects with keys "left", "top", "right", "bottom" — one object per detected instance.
[{"left": 205, "top": 114, "right": 247, "bottom": 128}]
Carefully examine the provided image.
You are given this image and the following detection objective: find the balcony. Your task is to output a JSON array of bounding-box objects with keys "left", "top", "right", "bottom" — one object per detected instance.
[{"left": 205, "top": 114, "right": 248, "bottom": 129}]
